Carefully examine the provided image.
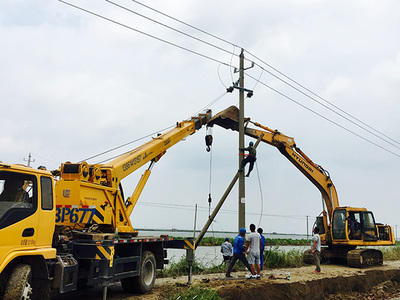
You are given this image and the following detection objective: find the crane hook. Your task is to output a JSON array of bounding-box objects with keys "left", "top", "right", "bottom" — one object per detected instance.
[{"left": 205, "top": 134, "right": 213, "bottom": 152}]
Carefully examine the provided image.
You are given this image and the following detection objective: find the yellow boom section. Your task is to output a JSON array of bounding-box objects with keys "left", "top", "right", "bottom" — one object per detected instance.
[
  {"left": 102, "top": 112, "right": 211, "bottom": 188},
  {"left": 56, "top": 111, "right": 212, "bottom": 234},
  {"left": 208, "top": 106, "right": 339, "bottom": 221}
]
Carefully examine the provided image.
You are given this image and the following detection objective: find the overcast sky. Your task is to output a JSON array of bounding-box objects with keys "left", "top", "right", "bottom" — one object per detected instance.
[{"left": 1, "top": 0, "right": 399, "bottom": 236}]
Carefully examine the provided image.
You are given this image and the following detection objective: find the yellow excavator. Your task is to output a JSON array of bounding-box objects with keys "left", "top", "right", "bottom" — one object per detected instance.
[
  {"left": 0, "top": 110, "right": 211, "bottom": 299},
  {"left": 208, "top": 106, "right": 395, "bottom": 267}
]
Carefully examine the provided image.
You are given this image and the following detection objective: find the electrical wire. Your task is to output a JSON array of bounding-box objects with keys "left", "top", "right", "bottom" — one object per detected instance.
[
  {"left": 80, "top": 89, "right": 226, "bottom": 165},
  {"left": 246, "top": 51, "right": 400, "bottom": 147},
  {"left": 59, "top": 0, "right": 232, "bottom": 68},
  {"left": 129, "top": 0, "right": 239, "bottom": 49},
  {"left": 79, "top": 125, "right": 175, "bottom": 163},
  {"left": 245, "top": 72, "right": 400, "bottom": 158},
  {"left": 116, "top": 0, "right": 400, "bottom": 152},
  {"left": 60, "top": 0, "right": 400, "bottom": 159},
  {"left": 106, "top": 0, "right": 235, "bottom": 57},
  {"left": 138, "top": 202, "right": 306, "bottom": 220},
  {"left": 247, "top": 65, "right": 400, "bottom": 152},
  {"left": 192, "top": 92, "right": 227, "bottom": 116}
]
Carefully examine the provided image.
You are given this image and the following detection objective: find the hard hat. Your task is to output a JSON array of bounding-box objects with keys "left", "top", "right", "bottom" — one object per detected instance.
[
  {"left": 239, "top": 228, "right": 246, "bottom": 234},
  {"left": 249, "top": 141, "right": 254, "bottom": 146}
]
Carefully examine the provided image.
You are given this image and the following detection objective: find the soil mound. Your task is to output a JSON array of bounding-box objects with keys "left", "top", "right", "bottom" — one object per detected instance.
[{"left": 217, "top": 269, "right": 400, "bottom": 299}]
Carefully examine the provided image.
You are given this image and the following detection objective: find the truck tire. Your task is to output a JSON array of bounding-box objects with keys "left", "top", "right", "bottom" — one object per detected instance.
[
  {"left": 121, "top": 251, "right": 156, "bottom": 294},
  {"left": 4, "top": 264, "right": 33, "bottom": 300}
]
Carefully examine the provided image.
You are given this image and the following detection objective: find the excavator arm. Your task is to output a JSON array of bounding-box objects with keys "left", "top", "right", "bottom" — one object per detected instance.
[{"left": 208, "top": 106, "right": 339, "bottom": 222}]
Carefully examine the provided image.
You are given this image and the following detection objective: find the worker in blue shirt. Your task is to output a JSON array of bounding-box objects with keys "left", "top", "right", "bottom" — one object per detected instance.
[
  {"left": 225, "top": 228, "right": 252, "bottom": 277},
  {"left": 257, "top": 227, "right": 266, "bottom": 270}
]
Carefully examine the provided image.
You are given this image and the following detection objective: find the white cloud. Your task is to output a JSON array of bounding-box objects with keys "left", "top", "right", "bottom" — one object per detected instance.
[{"left": 1, "top": 0, "right": 400, "bottom": 235}]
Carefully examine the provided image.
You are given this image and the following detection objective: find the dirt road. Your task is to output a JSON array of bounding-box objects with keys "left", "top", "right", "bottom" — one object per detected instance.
[{"left": 55, "top": 261, "right": 400, "bottom": 299}]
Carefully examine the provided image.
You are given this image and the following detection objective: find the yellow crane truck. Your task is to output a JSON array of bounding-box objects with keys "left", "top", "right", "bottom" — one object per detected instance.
[
  {"left": 208, "top": 106, "right": 395, "bottom": 267},
  {"left": 0, "top": 110, "right": 211, "bottom": 299}
]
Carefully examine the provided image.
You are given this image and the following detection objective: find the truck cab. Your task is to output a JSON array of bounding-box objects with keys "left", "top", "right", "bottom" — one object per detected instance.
[{"left": 0, "top": 164, "right": 56, "bottom": 299}]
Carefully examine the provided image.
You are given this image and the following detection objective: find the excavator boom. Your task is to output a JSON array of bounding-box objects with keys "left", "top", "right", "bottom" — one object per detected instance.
[
  {"left": 208, "top": 106, "right": 395, "bottom": 267},
  {"left": 208, "top": 106, "right": 339, "bottom": 220}
]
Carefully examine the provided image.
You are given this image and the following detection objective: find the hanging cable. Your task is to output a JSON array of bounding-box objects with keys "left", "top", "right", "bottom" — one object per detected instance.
[
  {"left": 205, "top": 126, "right": 213, "bottom": 152},
  {"left": 255, "top": 161, "right": 264, "bottom": 228},
  {"left": 207, "top": 127, "right": 213, "bottom": 216}
]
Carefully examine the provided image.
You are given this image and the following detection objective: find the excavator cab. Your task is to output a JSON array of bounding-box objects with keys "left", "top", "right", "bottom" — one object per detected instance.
[{"left": 331, "top": 208, "right": 392, "bottom": 244}]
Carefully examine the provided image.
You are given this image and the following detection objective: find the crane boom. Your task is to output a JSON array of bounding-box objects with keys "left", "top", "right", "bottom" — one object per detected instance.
[{"left": 56, "top": 110, "right": 212, "bottom": 234}]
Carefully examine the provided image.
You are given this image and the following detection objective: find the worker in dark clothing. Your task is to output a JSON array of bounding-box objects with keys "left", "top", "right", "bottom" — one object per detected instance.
[{"left": 240, "top": 141, "right": 257, "bottom": 177}]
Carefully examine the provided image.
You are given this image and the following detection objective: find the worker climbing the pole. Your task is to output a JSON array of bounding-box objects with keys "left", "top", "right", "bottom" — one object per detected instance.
[{"left": 240, "top": 141, "right": 256, "bottom": 177}]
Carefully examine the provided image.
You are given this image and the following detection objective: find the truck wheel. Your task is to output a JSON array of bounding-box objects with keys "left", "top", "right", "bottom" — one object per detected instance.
[
  {"left": 121, "top": 251, "right": 156, "bottom": 294},
  {"left": 4, "top": 264, "right": 33, "bottom": 300}
]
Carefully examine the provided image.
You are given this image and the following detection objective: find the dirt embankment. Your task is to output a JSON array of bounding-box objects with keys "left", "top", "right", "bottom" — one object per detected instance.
[
  {"left": 55, "top": 261, "right": 400, "bottom": 299},
  {"left": 155, "top": 261, "right": 400, "bottom": 300}
]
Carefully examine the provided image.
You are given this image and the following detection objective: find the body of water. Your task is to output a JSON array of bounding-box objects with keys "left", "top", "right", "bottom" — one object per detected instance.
[
  {"left": 167, "top": 245, "right": 308, "bottom": 266},
  {"left": 137, "top": 229, "right": 309, "bottom": 266},
  {"left": 137, "top": 229, "right": 309, "bottom": 240}
]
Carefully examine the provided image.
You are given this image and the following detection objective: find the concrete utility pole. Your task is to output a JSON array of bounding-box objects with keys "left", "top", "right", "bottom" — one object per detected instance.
[
  {"left": 238, "top": 49, "right": 246, "bottom": 230},
  {"left": 24, "top": 153, "right": 35, "bottom": 167}
]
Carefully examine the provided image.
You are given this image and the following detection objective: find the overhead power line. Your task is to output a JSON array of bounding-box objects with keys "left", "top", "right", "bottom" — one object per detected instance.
[
  {"left": 246, "top": 50, "right": 400, "bottom": 147},
  {"left": 138, "top": 202, "right": 305, "bottom": 220},
  {"left": 123, "top": 0, "right": 400, "bottom": 152},
  {"left": 80, "top": 125, "right": 174, "bottom": 163},
  {"left": 129, "top": 0, "right": 239, "bottom": 49},
  {"left": 106, "top": 0, "right": 234, "bottom": 57},
  {"left": 114, "top": 0, "right": 400, "bottom": 156},
  {"left": 59, "top": 0, "right": 400, "bottom": 158},
  {"left": 59, "top": 0, "right": 232, "bottom": 67},
  {"left": 245, "top": 71, "right": 400, "bottom": 158},
  {"left": 247, "top": 61, "right": 400, "bottom": 151}
]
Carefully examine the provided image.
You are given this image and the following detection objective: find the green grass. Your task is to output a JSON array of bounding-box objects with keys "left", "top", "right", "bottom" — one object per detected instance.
[
  {"left": 264, "top": 246, "right": 305, "bottom": 268},
  {"left": 165, "top": 285, "right": 221, "bottom": 300},
  {"left": 265, "top": 238, "right": 309, "bottom": 246},
  {"left": 158, "top": 255, "right": 206, "bottom": 278},
  {"left": 382, "top": 246, "right": 400, "bottom": 261}
]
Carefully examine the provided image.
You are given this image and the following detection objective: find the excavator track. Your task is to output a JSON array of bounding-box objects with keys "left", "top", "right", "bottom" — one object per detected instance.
[{"left": 347, "top": 249, "right": 383, "bottom": 268}]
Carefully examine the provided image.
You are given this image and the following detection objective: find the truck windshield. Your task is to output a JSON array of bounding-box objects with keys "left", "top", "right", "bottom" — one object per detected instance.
[{"left": 0, "top": 171, "right": 35, "bottom": 220}]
